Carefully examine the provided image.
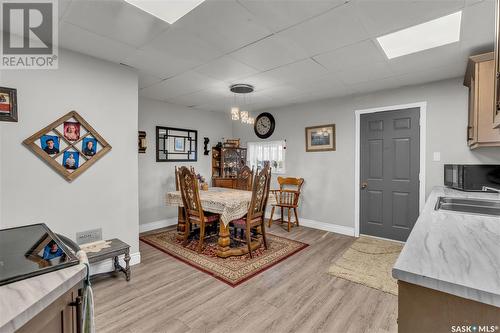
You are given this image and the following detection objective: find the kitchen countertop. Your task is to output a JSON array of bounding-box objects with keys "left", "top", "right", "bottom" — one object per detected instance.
[
  {"left": 0, "top": 264, "right": 86, "bottom": 333},
  {"left": 393, "top": 186, "right": 500, "bottom": 307}
]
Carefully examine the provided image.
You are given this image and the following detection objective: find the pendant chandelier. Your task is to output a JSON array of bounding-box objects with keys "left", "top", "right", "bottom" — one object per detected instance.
[{"left": 230, "top": 84, "right": 255, "bottom": 125}]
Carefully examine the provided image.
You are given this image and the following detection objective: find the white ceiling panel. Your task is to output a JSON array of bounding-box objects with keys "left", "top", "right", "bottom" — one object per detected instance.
[
  {"left": 460, "top": 0, "right": 495, "bottom": 52},
  {"left": 349, "top": 77, "right": 402, "bottom": 95},
  {"left": 395, "top": 61, "right": 466, "bottom": 88},
  {"left": 62, "top": 0, "right": 169, "bottom": 48},
  {"left": 256, "top": 58, "right": 330, "bottom": 86},
  {"left": 336, "top": 60, "right": 394, "bottom": 85},
  {"left": 175, "top": 0, "right": 272, "bottom": 53},
  {"left": 230, "top": 34, "right": 308, "bottom": 71},
  {"left": 237, "top": 0, "right": 347, "bottom": 32},
  {"left": 386, "top": 43, "right": 463, "bottom": 76},
  {"left": 313, "top": 40, "right": 386, "bottom": 72},
  {"left": 194, "top": 55, "right": 260, "bottom": 82},
  {"left": 356, "top": 0, "right": 465, "bottom": 37},
  {"left": 59, "top": 22, "right": 136, "bottom": 64},
  {"left": 124, "top": 48, "right": 196, "bottom": 78},
  {"left": 139, "top": 71, "right": 225, "bottom": 100},
  {"left": 143, "top": 26, "right": 224, "bottom": 66},
  {"left": 138, "top": 72, "right": 163, "bottom": 89},
  {"left": 278, "top": 2, "right": 369, "bottom": 56}
]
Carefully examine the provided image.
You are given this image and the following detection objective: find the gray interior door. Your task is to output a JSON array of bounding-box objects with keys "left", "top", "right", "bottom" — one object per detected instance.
[{"left": 360, "top": 108, "right": 420, "bottom": 242}]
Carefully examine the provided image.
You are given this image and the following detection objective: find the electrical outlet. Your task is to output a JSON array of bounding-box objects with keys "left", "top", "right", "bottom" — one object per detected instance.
[{"left": 76, "top": 228, "right": 102, "bottom": 245}]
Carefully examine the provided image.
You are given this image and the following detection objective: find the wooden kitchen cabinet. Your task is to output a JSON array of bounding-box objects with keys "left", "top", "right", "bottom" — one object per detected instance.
[
  {"left": 464, "top": 52, "right": 500, "bottom": 148},
  {"left": 398, "top": 281, "right": 500, "bottom": 333},
  {"left": 17, "top": 283, "right": 81, "bottom": 333}
]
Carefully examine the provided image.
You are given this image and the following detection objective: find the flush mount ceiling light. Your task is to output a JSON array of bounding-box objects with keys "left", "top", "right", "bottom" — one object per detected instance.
[
  {"left": 124, "top": 0, "right": 206, "bottom": 24},
  {"left": 377, "top": 11, "right": 462, "bottom": 59}
]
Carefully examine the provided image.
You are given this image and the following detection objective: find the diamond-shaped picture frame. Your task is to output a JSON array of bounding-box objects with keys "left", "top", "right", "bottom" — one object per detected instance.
[{"left": 23, "top": 111, "right": 112, "bottom": 182}]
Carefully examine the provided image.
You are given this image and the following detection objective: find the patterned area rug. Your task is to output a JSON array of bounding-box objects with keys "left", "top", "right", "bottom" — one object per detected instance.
[
  {"left": 140, "top": 229, "right": 308, "bottom": 287},
  {"left": 328, "top": 236, "right": 403, "bottom": 295}
]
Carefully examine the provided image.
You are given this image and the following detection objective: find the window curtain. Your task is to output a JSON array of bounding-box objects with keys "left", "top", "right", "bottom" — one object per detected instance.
[{"left": 247, "top": 140, "right": 286, "bottom": 174}]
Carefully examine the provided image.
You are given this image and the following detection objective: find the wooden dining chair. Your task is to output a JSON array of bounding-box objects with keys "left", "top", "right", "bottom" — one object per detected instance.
[
  {"left": 230, "top": 164, "right": 271, "bottom": 258},
  {"left": 268, "top": 177, "right": 304, "bottom": 232},
  {"left": 235, "top": 165, "right": 254, "bottom": 191},
  {"left": 177, "top": 166, "right": 219, "bottom": 252}
]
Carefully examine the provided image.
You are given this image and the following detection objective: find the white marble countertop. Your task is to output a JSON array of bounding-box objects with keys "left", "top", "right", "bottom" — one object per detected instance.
[
  {"left": 0, "top": 264, "right": 86, "bottom": 333},
  {"left": 393, "top": 186, "right": 500, "bottom": 307}
]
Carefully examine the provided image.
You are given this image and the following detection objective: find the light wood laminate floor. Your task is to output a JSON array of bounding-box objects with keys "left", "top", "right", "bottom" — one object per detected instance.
[{"left": 93, "top": 225, "right": 398, "bottom": 333}]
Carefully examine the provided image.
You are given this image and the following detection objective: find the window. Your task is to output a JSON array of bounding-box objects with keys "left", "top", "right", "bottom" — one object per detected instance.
[{"left": 247, "top": 140, "right": 286, "bottom": 174}]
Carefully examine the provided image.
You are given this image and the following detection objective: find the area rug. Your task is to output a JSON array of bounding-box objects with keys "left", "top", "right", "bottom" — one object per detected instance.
[
  {"left": 328, "top": 236, "right": 403, "bottom": 295},
  {"left": 140, "top": 229, "right": 308, "bottom": 287}
]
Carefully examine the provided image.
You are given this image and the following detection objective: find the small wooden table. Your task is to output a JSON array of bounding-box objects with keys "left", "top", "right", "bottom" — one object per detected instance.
[
  {"left": 85, "top": 238, "right": 131, "bottom": 281},
  {"left": 166, "top": 187, "right": 276, "bottom": 258}
]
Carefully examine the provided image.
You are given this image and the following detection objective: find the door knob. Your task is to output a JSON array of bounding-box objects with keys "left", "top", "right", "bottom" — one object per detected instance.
[{"left": 361, "top": 182, "right": 368, "bottom": 189}]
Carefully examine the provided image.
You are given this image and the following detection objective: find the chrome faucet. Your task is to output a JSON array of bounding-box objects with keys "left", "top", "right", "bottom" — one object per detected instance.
[{"left": 482, "top": 186, "right": 500, "bottom": 197}]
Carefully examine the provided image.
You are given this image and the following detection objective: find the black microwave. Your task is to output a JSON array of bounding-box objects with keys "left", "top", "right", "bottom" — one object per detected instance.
[{"left": 444, "top": 164, "right": 500, "bottom": 191}]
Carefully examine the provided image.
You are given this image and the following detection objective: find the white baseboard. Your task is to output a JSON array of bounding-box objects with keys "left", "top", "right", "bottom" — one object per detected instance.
[
  {"left": 89, "top": 251, "right": 141, "bottom": 276},
  {"left": 139, "top": 218, "right": 177, "bottom": 233},
  {"left": 299, "top": 218, "right": 355, "bottom": 237},
  {"left": 264, "top": 210, "right": 355, "bottom": 237}
]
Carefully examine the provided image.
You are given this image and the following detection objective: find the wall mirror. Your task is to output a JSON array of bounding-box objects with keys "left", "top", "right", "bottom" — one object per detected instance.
[{"left": 156, "top": 126, "right": 197, "bottom": 162}]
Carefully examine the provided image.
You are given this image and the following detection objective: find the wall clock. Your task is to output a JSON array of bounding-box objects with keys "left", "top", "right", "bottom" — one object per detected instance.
[{"left": 254, "top": 112, "right": 275, "bottom": 139}]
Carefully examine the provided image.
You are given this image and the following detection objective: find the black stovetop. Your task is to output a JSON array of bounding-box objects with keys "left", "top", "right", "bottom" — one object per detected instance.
[{"left": 0, "top": 223, "right": 79, "bottom": 286}]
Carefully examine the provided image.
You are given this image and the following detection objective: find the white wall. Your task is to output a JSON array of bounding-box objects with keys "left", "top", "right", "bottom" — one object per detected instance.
[
  {"left": 233, "top": 78, "right": 500, "bottom": 229},
  {"left": 138, "top": 98, "right": 232, "bottom": 227},
  {"left": 0, "top": 50, "right": 140, "bottom": 255}
]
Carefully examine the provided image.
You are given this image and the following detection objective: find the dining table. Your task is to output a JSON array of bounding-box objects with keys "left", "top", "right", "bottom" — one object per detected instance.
[{"left": 166, "top": 187, "right": 276, "bottom": 257}]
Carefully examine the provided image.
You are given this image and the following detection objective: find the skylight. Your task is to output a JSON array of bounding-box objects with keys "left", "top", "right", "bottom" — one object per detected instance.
[
  {"left": 377, "top": 11, "right": 462, "bottom": 59},
  {"left": 124, "top": 0, "right": 206, "bottom": 24}
]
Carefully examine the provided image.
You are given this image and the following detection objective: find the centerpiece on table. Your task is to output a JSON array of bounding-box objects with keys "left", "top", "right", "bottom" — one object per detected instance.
[{"left": 196, "top": 173, "right": 208, "bottom": 191}]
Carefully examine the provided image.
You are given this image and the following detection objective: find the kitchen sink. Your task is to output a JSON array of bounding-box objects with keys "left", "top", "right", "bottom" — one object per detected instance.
[{"left": 435, "top": 197, "right": 500, "bottom": 216}]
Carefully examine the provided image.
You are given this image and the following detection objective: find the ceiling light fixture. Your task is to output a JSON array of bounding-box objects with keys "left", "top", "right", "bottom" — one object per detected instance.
[
  {"left": 124, "top": 0, "right": 206, "bottom": 24},
  {"left": 229, "top": 84, "right": 255, "bottom": 125},
  {"left": 376, "top": 11, "right": 462, "bottom": 59}
]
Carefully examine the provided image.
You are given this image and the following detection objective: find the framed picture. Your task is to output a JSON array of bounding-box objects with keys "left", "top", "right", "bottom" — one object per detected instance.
[
  {"left": 82, "top": 137, "right": 97, "bottom": 156},
  {"left": 305, "top": 124, "right": 336, "bottom": 152},
  {"left": 156, "top": 126, "right": 197, "bottom": 162},
  {"left": 40, "top": 135, "right": 60, "bottom": 155},
  {"left": 174, "top": 137, "right": 185, "bottom": 152},
  {"left": 63, "top": 121, "right": 80, "bottom": 141},
  {"left": 63, "top": 151, "right": 80, "bottom": 170},
  {"left": 0, "top": 87, "right": 18, "bottom": 122},
  {"left": 23, "top": 111, "right": 112, "bottom": 182}
]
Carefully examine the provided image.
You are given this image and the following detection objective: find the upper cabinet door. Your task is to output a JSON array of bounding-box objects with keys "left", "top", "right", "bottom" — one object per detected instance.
[{"left": 494, "top": 0, "right": 500, "bottom": 128}]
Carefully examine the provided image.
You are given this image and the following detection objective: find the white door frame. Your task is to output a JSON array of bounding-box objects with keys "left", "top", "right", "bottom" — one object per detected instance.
[{"left": 354, "top": 102, "right": 427, "bottom": 238}]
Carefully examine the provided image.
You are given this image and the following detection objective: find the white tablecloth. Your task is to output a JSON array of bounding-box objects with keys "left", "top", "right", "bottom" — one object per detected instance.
[{"left": 166, "top": 187, "right": 275, "bottom": 226}]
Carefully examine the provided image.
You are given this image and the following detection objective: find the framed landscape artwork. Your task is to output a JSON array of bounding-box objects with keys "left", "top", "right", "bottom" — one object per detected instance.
[
  {"left": 0, "top": 87, "right": 18, "bottom": 122},
  {"left": 23, "top": 111, "right": 112, "bottom": 182},
  {"left": 305, "top": 124, "right": 336, "bottom": 152}
]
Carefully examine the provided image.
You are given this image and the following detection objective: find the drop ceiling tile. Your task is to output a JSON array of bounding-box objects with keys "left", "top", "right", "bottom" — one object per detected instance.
[
  {"left": 294, "top": 74, "right": 348, "bottom": 96},
  {"left": 394, "top": 61, "right": 466, "bottom": 88},
  {"left": 62, "top": 0, "right": 168, "bottom": 48},
  {"left": 313, "top": 40, "right": 386, "bottom": 72},
  {"left": 356, "top": 0, "right": 465, "bottom": 37},
  {"left": 258, "top": 58, "right": 330, "bottom": 86},
  {"left": 194, "top": 55, "right": 259, "bottom": 82},
  {"left": 336, "top": 61, "right": 394, "bottom": 85},
  {"left": 59, "top": 22, "right": 136, "bottom": 64},
  {"left": 460, "top": 0, "right": 495, "bottom": 53},
  {"left": 140, "top": 71, "right": 224, "bottom": 101},
  {"left": 230, "top": 34, "right": 309, "bottom": 71},
  {"left": 138, "top": 72, "right": 163, "bottom": 89},
  {"left": 386, "top": 43, "right": 463, "bottom": 75},
  {"left": 123, "top": 48, "right": 195, "bottom": 78},
  {"left": 278, "top": 2, "right": 369, "bottom": 56},
  {"left": 166, "top": 87, "right": 229, "bottom": 108},
  {"left": 237, "top": 0, "right": 347, "bottom": 32},
  {"left": 142, "top": 25, "right": 224, "bottom": 67},
  {"left": 349, "top": 77, "right": 402, "bottom": 95},
  {"left": 175, "top": 0, "right": 272, "bottom": 53}
]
